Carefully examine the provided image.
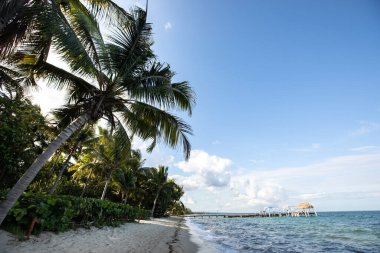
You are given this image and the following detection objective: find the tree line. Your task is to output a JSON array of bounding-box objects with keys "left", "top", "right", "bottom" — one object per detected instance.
[{"left": 0, "top": 0, "right": 194, "bottom": 230}]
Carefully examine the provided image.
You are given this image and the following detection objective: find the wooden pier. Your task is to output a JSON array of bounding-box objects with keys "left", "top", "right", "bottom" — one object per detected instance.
[
  {"left": 185, "top": 211, "right": 317, "bottom": 219},
  {"left": 185, "top": 202, "right": 317, "bottom": 218}
]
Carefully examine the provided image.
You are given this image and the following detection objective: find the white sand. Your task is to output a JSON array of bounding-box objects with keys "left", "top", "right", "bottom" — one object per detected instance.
[{"left": 0, "top": 217, "right": 198, "bottom": 253}]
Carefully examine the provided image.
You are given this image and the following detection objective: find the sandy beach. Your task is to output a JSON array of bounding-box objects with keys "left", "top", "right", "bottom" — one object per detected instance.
[{"left": 0, "top": 217, "right": 198, "bottom": 253}]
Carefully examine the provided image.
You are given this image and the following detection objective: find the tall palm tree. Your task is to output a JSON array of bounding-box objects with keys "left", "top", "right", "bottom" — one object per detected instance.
[
  {"left": 149, "top": 166, "right": 169, "bottom": 218},
  {"left": 0, "top": 6, "right": 195, "bottom": 224}
]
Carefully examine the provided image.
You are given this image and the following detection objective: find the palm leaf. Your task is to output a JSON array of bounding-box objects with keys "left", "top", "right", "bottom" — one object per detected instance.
[{"left": 123, "top": 101, "right": 192, "bottom": 160}]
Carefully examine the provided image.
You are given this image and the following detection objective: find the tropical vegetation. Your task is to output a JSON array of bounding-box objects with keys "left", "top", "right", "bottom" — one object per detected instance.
[{"left": 0, "top": 0, "right": 193, "bottom": 236}]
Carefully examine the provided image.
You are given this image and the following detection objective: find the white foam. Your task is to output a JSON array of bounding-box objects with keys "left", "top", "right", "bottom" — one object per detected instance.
[{"left": 185, "top": 218, "right": 222, "bottom": 253}]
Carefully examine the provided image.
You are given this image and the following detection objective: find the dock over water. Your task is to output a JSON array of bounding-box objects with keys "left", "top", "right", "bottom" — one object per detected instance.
[
  {"left": 185, "top": 203, "right": 317, "bottom": 218},
  {"left": 185, "top": 211, "right": 317, "bottom": 218}
]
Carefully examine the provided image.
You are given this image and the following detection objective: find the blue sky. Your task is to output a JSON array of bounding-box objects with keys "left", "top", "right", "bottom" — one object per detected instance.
[{"left": 33, "top": 0, "right": 380, "bottom": 211}]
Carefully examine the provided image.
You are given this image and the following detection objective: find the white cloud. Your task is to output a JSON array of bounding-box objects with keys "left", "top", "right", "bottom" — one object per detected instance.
[
  {"left": 212, "top": 140, "right": 221, "bottom": 145},
  {"left": 175, "top": 150, "right": 232, "bottom": 188},
  {"left": 207, "top": 151, "right": 380, "bottom": 212},
  {"left": 350, "top": 146, "right": 378, "bottom": 151},
  {"left": 352, "top": 121, "right": 380, "bottom": 136},
  {"left": 298, "top": 193, "right": 326, "bottom": 200},
  {"left": 250, "top": 159, "right": 265, "bottom": 164},
  {"left": 170, "top": 174, "right": 201, "bottom": 191},
  {"left": 230, "top": 177, "right": 288, "bottom": 209},
  {"left": 182, "top": 193, "right": 195, "bottom": 205},
  {"left": 176, "top": 150, "right": 232, "bottom": 174},
  {"left": 174, "top": 150, "right": 380, "bottom": 211},
  {"left": 230, "top": 152, "right": 380, "bottom": 211},
  {"left": 290, "top": 143, "right": 320, "bottom": 152},
  {"left": 164, "top": 22, "right": 172, "bottom": 31}
]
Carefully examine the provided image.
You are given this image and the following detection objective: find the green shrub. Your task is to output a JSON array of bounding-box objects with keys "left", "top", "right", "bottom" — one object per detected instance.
[{"left": 2, "top": 192, "right": 150, "bottom": 235}]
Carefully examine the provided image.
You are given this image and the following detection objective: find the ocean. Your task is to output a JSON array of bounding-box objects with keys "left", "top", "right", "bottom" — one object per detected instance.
[{"left": 186, "top": 211, "right": 380, "bottom": 253}]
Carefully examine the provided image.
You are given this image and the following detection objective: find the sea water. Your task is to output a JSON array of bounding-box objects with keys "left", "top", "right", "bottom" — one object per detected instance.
[{"left": 186, "top": 211, "right": 380, "bottom": 253}]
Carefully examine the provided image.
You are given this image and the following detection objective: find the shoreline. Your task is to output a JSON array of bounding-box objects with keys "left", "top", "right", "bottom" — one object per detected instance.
[{"left": 0, "top": 217, "right": 199, "bottom": 253}]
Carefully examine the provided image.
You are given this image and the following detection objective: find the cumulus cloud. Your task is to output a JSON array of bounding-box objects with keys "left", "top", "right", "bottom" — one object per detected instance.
[
  {"left": 176, "top": 150, "right": 232, "bottom": 174},
  {"left": 230, "top": 177, "right": 288, "bottom": 208},
  {"left": 175, "top": 150, "right": 232, "bottom": 188},
  {"left": 170, "top": 174, "right": 201, "bottom": 191},
  {"left": 176, "top": 150, "right": 380, "bottom": 212}
]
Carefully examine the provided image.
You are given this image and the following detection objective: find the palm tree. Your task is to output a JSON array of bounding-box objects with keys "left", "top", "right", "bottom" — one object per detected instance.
[
  {"left": 69, "top": 147, "right": 99, "bottom": 197},
  {"left": 48, "top": 124, "right": 96, "bottom": 194},
  {"left": 113, "top": 168, "right": 136, "bottom": 203},
  {"left": 0, "top": 6, "right": 195, "bottom": 224},
  {"left": 149, "top": 166, "right": 169, "bottom": 218},
  {"left": 97, "top": 127, "right": 132, "bottom": 200}
]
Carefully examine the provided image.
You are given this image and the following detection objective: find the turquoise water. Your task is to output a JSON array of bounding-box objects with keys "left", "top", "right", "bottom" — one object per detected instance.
[{"left": 187, "top": 211, "right": 380, "bottom": 253}]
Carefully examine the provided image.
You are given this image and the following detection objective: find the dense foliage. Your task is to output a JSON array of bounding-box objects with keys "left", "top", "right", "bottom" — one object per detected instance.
[
  {"left": 1, "top": 191, "right": 149, "bottom": 235},
  {"left": 0, "top": 97, "right": 190, "bottom": 236},
  {"left": 0, "top": 96, "right": 51, "bottom": 189}
]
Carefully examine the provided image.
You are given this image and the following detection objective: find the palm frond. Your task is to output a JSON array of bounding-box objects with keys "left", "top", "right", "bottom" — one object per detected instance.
[
  {"left": 0, "top": 64, "right": 36, "bottom": 97},
  {"left": 124, "top": 62, "right": 195, "bottom": 115},
  {"left": 65, "top": 0, "right": 111, "bottom": 84},
  {"left": 53, "top": 104, "right": 88, "bottom": 128},
  {"left": 107, "top": 8, "right": 153, "bottom": 82},
  {"left": 32, "top": 61, "right": 94, "bottom": 91},
  {"left": 81, "top": 0, "right": 132, "bottom": 26},
  {"left": 0, "top": 0, "right": 36, "bottom": 58},
  {"left": 50, "top": 8, "right": 99, "bottom": 80},
  {"left": 123, "top": 101, "right": 193, "bottom": 160},
  {"left": 112, "top": 120, "right": 132, "bottom": 159}
]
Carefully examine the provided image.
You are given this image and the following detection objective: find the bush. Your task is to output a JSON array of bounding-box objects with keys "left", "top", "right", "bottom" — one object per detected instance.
[{"left": 2, "top": 192, "right": 150, "bottom": 235}]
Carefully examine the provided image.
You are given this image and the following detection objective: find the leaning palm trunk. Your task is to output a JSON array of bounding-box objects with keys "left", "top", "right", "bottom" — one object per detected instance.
[
  {"left": 48, "top": 143, "right": 82, "bottom": 194},
  {"left": 101, "top": 171, "right": 112, "bottom": 200},
  {"left": 150, "top": 188, "right": 162, "bottom": 218},
  {"left": 48, "top": 146, "right": 76, "bottom": 195},
  {"left": 0, "top": 113, "right": 90, "bottom": 225},
  {"left": 122, "top": 191, "right": 128, "bottom": 204},
  {"left": 80, "top": 168, "right": 93, "bottom": 198},
  {"left": 49, "top": 150, "right": 62, "bottom": 173}
]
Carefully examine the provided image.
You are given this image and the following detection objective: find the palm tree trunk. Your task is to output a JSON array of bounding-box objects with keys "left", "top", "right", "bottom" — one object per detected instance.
[
  {"left": 101, "top": 171, "right": 112, "bottom": 200},
  {"left": 48, "top": 147, "right": 76, "bottom": 195},
  {"left": 0, "top": 113, "right": 90, "bottom": 225},
  {"left": 44, "top": 150, "right": 62, "bottom": 192},
  {"left": 150, "top": 188, "right": 161, "bottom": 218},
  {"left": 80, "top": 168, "right": 93, "bottom": 198},
  {"left": 49, "top": 150, "right": 62, "bottom": 173},
  {"left": 122, "top": 191, "right": 128, "bottom": 204}
]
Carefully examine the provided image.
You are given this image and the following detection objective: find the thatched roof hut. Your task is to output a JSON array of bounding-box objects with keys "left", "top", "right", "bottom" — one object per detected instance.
[{"left": 296, "top": 202, "right": 314, "bottom": 209}]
